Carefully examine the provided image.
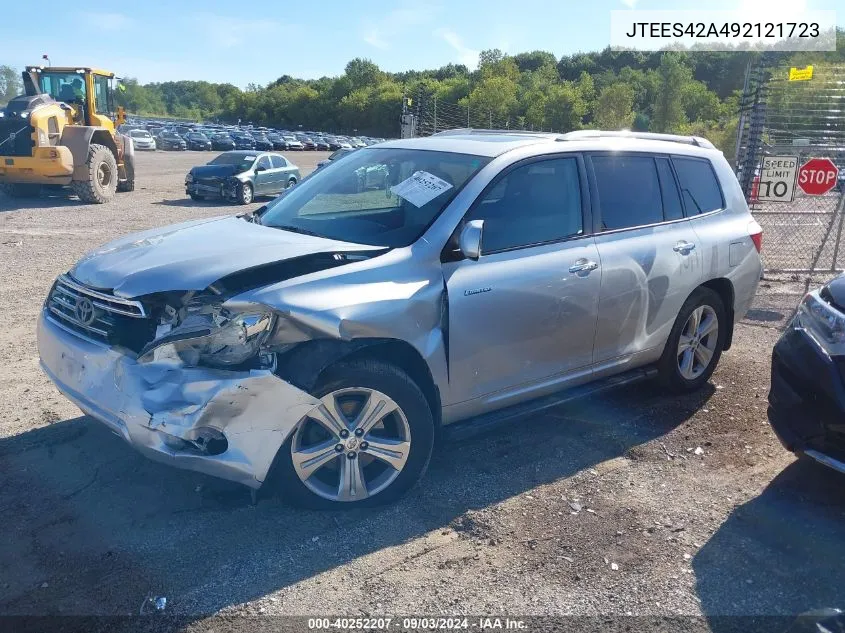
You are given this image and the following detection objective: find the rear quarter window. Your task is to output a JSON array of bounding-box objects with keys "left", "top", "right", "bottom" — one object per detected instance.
[{"left": 672, "top": 156, "right": 724, "bottom": 215}]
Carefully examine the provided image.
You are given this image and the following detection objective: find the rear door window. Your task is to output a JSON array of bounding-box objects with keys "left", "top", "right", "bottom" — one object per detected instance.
[
  {"left": 672, "top": 157, "right": 724, "bottom": 215},
  {"left": 591, "top": 154, "right": 663, "bottom": 230},
  {"left": 271, "top": 155, "right": 287, "bottom": 169},
  {"left": 655, "top": 157, "right": 684, "bottom": 221}
]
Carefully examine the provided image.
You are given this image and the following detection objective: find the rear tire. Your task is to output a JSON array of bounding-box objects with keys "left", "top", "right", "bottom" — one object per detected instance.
[
  {"left": 657, "top": 287, "right": 726, "bottom": 393},
  {"left": 286, "top": 177, "right": 297, "bottom": 189},
  {"left": 71, "top": 144, "right": 118, "bottom": 204},
  {"left": 273, "top": 359, "right": 435, "bottom": 509},
  {"left": 0, "top": 183, "right": 41, "bottom": 198}
]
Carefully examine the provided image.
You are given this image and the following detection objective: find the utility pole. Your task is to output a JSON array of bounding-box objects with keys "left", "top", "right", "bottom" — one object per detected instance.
[
  {"left": 467, "top": 104, "right": 470, "bottom": 128},
  {"left": 433, "top": 94, "right": 437, "bottom": 134},
  {"left": 489, "top": 111, "right": 492, "bottom": 128}
]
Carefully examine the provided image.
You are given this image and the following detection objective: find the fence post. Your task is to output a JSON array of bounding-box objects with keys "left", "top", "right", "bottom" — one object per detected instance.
[
  {"left": 433, "top": 94, "right": 437, "bottom": 134},
  {"left": 738, "top": 63, "right": 767, "bottom": 201}
]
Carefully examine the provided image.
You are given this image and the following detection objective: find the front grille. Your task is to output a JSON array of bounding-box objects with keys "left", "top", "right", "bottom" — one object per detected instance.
[
  {"left": 0, "top": 119, "right": 35, "bottom": 157},
  {"left": 46, "top": 275, "right": 156, "bottom": 351}
]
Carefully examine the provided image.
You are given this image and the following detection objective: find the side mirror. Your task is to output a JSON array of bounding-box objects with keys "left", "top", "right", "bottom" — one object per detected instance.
[{"left": 458, "top": 220, "right": 484, "bottom": 260}]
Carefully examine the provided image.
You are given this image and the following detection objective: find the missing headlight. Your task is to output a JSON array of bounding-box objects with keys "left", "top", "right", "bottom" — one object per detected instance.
[{"left": 139, "top": 298, "right": 274, "bottom": 368}]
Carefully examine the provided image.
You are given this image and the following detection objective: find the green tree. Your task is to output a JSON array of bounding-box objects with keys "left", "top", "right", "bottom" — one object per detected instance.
[
  {"left": 594, "top": 83, "right": 635, "bottom": 129},
  {"left": 462, "top": 76, "right": 518, "bottom": 127},
  {"left": 545, "top": 82, "right": 586, "bottom": 132},
  {"left": 651, "top": 54, "right": 690, "bottom": 133},
  {"left": 345, "top": 58, "right": 384, "bottom": 91},
  {"left": 0, "top": 65, "right": 22, "bottom": 104}
]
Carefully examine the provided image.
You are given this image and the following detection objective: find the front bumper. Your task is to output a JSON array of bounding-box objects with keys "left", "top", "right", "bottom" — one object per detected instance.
[
  {"left": 768, "top": 327, "right": 845, "bottom": 473},
  {"left": 37, "top": 309, "right": 321, "bottom": 488},
  {"left": 186, "top": 182, "right": 225, "bottom": 198}
]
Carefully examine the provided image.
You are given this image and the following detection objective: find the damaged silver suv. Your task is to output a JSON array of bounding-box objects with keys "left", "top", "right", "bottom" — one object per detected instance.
[{"left": 38, "top": 130, "right": 762, "bottom": 508}]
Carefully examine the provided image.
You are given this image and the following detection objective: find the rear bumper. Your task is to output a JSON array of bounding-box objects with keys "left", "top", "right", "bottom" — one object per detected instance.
[
  {"left": 0, "top": 147, "right": 74, "bottom": 184},
  {"left": 37, "top": 309, "right": 322, "bottom": 488},
  {"left": 768, "top": 328, "right": 845, "bottom": 472}
]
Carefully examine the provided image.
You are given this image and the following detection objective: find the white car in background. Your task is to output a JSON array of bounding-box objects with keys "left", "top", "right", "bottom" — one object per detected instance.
[{"left": 128, "top": 129, "right": 156, "bottom": 151}]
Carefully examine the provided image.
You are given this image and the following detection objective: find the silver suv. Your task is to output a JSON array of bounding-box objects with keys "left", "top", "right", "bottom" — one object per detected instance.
[{"left": 37, "top": 130, "right": 762, "bottom": 508}]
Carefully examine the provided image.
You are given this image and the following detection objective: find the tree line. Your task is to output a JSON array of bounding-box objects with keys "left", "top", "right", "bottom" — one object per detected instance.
[{"left": 1, "top": 30, "right": 842, "bottom": 157}]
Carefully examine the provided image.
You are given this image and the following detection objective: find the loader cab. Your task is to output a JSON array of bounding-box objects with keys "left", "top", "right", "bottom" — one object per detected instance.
[{"left": 25, "top": 67, "right": 119, "bottom": 131}]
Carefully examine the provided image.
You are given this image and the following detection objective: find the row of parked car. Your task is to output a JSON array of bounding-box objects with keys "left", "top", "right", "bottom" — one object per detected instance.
[{"left": 122, "top": 120, "right": 387, "bottom": 153}]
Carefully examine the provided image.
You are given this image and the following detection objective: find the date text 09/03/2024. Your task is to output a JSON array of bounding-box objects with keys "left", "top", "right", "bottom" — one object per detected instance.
[{"left": 307, "top": 617, "right": 528, "bottom": 630}]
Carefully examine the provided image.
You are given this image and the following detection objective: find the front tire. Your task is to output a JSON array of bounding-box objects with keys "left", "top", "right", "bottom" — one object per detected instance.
[
  {"left": 237, "top": 181, "right": 253, "bottom": 205},
  {"left": 657, "top": 287, "right": 726, "bottom": 393},
  {"left": 189, "top": 192, "right": 204, "bottom": 201},
  {"left": 274, "top": 359, "right": 435, "bottom": 509},
  {"left": 71, "top": 143, "right": 117, "bottom": 204}
]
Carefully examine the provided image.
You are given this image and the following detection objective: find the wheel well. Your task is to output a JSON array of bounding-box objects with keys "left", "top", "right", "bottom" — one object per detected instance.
[
  {"left": 90, "top": 130, "right": 118, "bottom": 162},
  {"left": 276, "top": 338, "right": 442, "bottom": 426},
  {"left": 700, "top": 278, "right": 735, "bottom": 350}
]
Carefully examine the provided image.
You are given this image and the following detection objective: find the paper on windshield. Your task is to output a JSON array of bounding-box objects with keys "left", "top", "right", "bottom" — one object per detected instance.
[{"left": 390, "top": 171, "right": 453, "bottom": 208}]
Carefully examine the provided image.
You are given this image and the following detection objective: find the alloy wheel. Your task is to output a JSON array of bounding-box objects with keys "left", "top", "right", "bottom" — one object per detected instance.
[
  {"left": 677, "top": 305, "right": 719, "bottom": 380},
  {"left": 290, "top": 388, "right": 411, "bottom": 502}
]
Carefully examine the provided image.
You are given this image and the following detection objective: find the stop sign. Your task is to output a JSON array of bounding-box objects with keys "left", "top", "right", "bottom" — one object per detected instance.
[{"left": 798, "top": 158, "right": 839, "bottom": 195}]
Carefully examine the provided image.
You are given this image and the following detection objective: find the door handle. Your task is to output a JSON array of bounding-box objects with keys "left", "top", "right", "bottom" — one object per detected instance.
[
  {"left": 673, "top": 241, "right": 696, "bottom": 254},
  {"left": 569, "top": 259, "right": 599, "bottom": 274}
]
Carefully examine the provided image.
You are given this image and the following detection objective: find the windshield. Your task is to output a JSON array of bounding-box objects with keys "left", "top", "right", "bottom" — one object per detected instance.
[
  {"left": 189, "top": 132, "right": 208, "bottom": 140},
  {"left": 260, "top": 148, "right": 489, "bottom": 248},
  {"left": 39, "top": 72, "right": 88, "bottom": 103},
  {"left": 130, "top": 130, "right": 151, "bottom": 138},
  {"left": 210, "top": 153, "right": 256, "bottom": 171}
]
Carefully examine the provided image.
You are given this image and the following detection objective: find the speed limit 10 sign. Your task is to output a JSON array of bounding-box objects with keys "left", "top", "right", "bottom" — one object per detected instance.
[{"left": 757, "top": 156, "right": 798, "bottom": 202}]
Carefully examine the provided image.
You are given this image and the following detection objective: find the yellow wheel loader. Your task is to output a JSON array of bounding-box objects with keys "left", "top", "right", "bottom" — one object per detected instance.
[{"left": 0, "top": 66, "right": 134, "bottom": 203}]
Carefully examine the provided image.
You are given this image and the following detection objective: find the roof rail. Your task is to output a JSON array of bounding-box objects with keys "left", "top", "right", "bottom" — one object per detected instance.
[
  {"left": 430, "top": 128, "right": 564, "bottom": 139},
  {"left": 560, "top": 130, "right": 716, "bottom": 149}
]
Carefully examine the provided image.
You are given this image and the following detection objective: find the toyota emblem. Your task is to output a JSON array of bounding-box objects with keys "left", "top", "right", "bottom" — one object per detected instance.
[{"left": 74, "top": 297, "right": 95, "bottom": 325}]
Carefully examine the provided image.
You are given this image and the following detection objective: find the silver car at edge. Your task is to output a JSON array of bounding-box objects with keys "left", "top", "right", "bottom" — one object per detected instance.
[{"left": 37, "top": 129, "right": 762, "bottom": 508}]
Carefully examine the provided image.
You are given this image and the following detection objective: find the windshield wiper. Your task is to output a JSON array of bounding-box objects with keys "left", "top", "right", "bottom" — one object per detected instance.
[{"left": 271, "top": 224, "right": 325, "bottom": 238}]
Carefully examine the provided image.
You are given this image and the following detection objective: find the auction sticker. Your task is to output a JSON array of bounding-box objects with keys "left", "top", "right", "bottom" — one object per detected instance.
[{"left": 390, "top": 171, "right": 453, "bottom": 207}]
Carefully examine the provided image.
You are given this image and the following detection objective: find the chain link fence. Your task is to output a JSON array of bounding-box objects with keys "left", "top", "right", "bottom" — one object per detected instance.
[
  {"left": 736, "top": 63, "right": 845, "bottom": 280},
  {"left": 409, "top": 93, "right": 531, "bottom": 138}
]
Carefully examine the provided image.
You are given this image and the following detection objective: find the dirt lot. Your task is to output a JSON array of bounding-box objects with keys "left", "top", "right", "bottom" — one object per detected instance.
[{"left": 1, "top": 150, "right": 843, "bottom": 630}]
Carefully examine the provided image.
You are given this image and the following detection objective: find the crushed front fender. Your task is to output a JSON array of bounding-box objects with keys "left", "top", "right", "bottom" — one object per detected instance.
[{"left": 37, "top": 309, "right": 322, "bottom": 488}]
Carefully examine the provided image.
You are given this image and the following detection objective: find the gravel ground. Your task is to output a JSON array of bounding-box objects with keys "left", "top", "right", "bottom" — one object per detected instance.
[{"left": 1, "top": 151, "right": 843, "bottom": 630}]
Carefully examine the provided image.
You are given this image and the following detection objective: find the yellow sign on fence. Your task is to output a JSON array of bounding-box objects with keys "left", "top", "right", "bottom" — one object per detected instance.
[{"left": 789, "top": 65, "right": 814, "bottom": 81}]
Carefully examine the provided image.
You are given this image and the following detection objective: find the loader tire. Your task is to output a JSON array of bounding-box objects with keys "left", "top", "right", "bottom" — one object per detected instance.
[
  {"left": 71, "top": 144, "right": 118, "bottom": 204},
  {"left": 0, "top": 183, "right": 41, "bottom": 198}
]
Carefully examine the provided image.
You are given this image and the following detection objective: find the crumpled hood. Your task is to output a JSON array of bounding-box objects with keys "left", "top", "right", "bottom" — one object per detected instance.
[
  {"left": 190, "top": 164, "right": 239, "bottom": 179},
  {"left": 69, "top": 216, "right": 377, "bottom": 298}
]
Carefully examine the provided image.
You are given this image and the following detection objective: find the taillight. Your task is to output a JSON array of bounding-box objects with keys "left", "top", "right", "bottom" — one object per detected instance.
[{"left": 748, "top": 220, "right": 763, "bottom": 253}]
